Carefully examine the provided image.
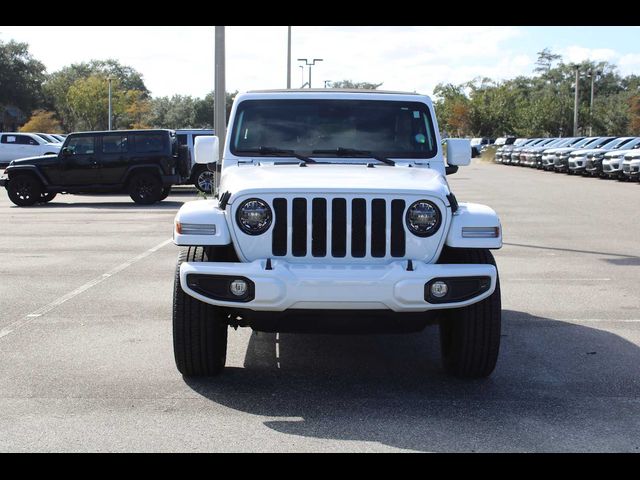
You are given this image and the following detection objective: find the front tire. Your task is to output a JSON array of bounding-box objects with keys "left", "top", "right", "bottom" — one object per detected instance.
[
  {"left": 128, "top": 172, "right": 163, "bottom": 204},
  {"left": 437, "top": 247, "right": 501, "bottom": 378},
  {"left": 173, "top": 246, "right": 228, "bottom": 377},
  {"left": 7, "top": 175, "right": 43, "bottom": 206}
]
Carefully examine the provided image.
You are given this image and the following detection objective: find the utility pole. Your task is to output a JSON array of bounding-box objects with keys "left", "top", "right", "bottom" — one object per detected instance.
[
  {"left": 214, "top": 26, "right": 226, "bottom": 193},
  {"left": 286, "top": 26, "right": 291, "bottom": 89},
  {"left": 297, "top": 58, "right": 323, "bottom": 88},
  {"left": 107, "top": 77, "right": 112, "bottom": 131},
  {"left": 573, "top": 65, "right": 580, "bottom": 136}
]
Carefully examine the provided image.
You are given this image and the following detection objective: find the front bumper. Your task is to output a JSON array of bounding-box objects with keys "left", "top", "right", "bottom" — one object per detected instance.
[
  {"left": 623, "top": 165, "right": 639, "bottom": 179},
  {"left": 0, "top": 174, "right": 7, "bottom": 187},
  {"left": 603, "top": 165, "right": 622, "bottom": 177},
  {"left": 568, "top": 157, "right": 586, "bottom": 171},
  {"left": 180, "top": 259, "right": 498, "bottom": 312}
]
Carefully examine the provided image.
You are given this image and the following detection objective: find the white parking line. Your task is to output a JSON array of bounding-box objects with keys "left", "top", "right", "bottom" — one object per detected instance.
[
  {"left": 0, "top": 238, "right": 173, "bottom": 341},
  {"left": 559, "top": 318, "right": 640, "bottom": 323},
  {"left": 507, "top": 278, "right": 612, "bottom": 281}
]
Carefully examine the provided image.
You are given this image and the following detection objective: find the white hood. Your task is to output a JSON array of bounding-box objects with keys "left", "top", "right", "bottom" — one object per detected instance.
[
  {"left": 604, "top": 149, "right": 637, "bottom": 158},
  {"left": 220, "top": 163, "right": 450, "bottom": 203}
]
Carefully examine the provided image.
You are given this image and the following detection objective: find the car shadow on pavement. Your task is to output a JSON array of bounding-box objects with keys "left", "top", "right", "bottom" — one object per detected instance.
[
  {"left": 184, "top": 310, "right": 640, "bottom": 452},
  {"left": 25, "top": 201, "right": 186, "bottom": 210}
]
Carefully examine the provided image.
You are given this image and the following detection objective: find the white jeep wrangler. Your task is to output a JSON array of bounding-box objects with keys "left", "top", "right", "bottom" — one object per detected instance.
[{"left": 172, "top": 89, "right": 502, "bottom": 378}]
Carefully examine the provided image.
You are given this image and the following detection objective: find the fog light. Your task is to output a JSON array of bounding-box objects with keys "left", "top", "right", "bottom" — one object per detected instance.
[
  {"left": 229, "top": 279, "right": 248, "bottom": 297},
  {"left": 430, "top": 281, "right": 448, "bottom": 298}
]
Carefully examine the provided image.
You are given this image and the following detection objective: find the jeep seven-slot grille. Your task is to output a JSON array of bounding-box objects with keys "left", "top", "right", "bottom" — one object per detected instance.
[{"left": 271, "top": 197, "right": 406, "bottom": 258}]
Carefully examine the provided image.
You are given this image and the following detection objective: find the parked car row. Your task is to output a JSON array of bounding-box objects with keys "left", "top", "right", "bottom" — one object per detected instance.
[
  {"left": 470, "top": 137, "right": 496, "bottom": 156},
  {"left": 494, "top": 135, "right": 640, "bottom": 181}
]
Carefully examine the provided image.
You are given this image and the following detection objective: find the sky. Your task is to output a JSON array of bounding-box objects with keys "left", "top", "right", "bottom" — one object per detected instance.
[{"left": 1, "top": 26, "right": 639, "bottom": 99}]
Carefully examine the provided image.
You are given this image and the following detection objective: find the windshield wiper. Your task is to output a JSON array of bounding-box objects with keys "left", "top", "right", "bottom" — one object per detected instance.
[
  {"left": 237, "top": 146, "right": 316, "bottom": 164},
  {"left": 312, "top": 147, "right": 395, "bottom": 166}
]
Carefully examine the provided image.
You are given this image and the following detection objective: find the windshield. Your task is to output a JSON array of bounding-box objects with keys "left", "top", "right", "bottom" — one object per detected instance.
[
  {"left": 230, "top": 99, "right": 438, "bottom": 159},
  {"left": 603, "top": 137, "right": 637, "bottom": 150}
]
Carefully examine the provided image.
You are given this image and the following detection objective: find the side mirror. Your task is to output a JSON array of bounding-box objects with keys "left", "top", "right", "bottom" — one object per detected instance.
[
  {"left": 446, "top": 139, "right": 472, "bottom": 166},
  {"left": 61, "top": 147, "right": 72, "bottom": 157},
  {"left": 194, "top": 136, "right": 219, "bottom": 165}
]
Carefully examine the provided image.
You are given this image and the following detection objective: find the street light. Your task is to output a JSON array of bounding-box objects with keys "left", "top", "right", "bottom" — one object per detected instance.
[{"left": 297, "top": 58, "right": 323, "bottom": 88}]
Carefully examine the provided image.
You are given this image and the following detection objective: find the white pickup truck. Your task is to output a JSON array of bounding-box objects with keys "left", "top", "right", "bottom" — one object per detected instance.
[{"left": 171, "top": 89, "right": 503, "bottom": 378}]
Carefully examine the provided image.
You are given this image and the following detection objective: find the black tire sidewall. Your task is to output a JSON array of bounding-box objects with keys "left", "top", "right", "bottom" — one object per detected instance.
[
  {"left": 173, "top": 246, "right": 228, "bottom": 377},
  {"left": 7, "top": 175, "right": 43, "bottom": 207},
  {"left": 128, "top": 172, "right": 163, "bottom": 204},
  {"left": 437, "top": 247, "right": 502, "bottom": 378}
]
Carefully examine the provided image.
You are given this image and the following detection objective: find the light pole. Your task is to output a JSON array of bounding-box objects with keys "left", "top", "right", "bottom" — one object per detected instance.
[
  {"left": 573, "top": 65, "right": 580, "bottom": 136},
  {"left": 214, "top": 26, "right": 226, "bottom": 193},
  {"left": 297, "top": 58, "right": 323, "bottom": 88},
  {"left": 107, "top": 77, "right": 112, "bottom": 131},
  {"left": 286, "top": 26, "right": 291, "bottom": 89}
]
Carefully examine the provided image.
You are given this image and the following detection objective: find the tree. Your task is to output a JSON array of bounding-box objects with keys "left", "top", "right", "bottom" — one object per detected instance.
[
  {"left": 0, "top": 40, "right": 46, "bottom": 113},
  {"left": 629, "top": 95, "right": 640, "bottom": 135},
  {"left": 44, "top": 59, "right": 149, "bottom": 131},
  {"left": 149, "top": 95, "right": 197, "bottom": 129},
  {"left": 122, "top": 90, "right": 152, "bottom": 129},
  {"left": 66, "top": 75, "right": 113, "bottom": 131},
  {"left": 534, "top": 48, "right": 562, "bottom": 74},
  {"left": 327, "top": 80, "right": 383, "bottom": 90},
  {"left": 19, "top": 110, "right": 63, "bottom": 133},
  {"left": 193, "top": 90, "right": 238, "bottom": 128},
  {"left": 65, "top": 75, "right": 149, "bottom": 131},
  {"left": 433, "top": 83, "right": 472, "bottom": 137}
]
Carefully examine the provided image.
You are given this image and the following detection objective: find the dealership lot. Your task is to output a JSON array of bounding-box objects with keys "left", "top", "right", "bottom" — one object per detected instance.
[{"left": 0, "top": 161, "right": 639, "bottom": 452}]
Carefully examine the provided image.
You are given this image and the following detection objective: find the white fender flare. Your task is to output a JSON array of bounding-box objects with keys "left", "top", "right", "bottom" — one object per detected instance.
[
  {"left": 173, "top": 200, "right": 231, "bottom": 246},
  {"left": 445, "top": 202, "right": 502, "bottom": 249}
]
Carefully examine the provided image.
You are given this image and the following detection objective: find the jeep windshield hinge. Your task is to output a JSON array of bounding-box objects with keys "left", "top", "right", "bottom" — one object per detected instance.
[
  {"left": 219, "top": 191, "right": 231, "bottom": 210},
  {"left": 446, "top": 193, "right": 459, "bottom": 214}
]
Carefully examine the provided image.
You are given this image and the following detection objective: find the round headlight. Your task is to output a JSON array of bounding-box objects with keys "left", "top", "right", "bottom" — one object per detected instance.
[
  {"left": 236, "top": 198, "right": 272, "bottom": 235},
  {"left": 406, "top": 200, "right": 441, "bottom": 237}
]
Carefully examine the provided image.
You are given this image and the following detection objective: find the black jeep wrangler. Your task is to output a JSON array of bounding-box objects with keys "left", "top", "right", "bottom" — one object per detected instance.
[{"left": 0, "top": 129, "right": 190, "bottom": 206}]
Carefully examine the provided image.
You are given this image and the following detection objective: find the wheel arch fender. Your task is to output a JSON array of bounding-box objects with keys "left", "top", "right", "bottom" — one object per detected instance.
[
  {"left": 174, "top": 200, "right": 231, "bottom": 246},
  {"left": 445, "top": 202, "right": 502, "bottom": 249},
  {"left": 6, "top": 165, "right": 49, "bottom": 186}
]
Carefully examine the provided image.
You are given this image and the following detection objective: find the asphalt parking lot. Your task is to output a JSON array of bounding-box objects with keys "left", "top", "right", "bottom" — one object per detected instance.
[{"left": 0, "top": 161, "right": 639, "bottom": 452}]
